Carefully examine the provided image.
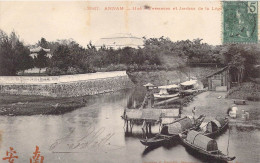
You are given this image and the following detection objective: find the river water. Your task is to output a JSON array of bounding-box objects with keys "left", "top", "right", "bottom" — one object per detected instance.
[{"left": 0, "top": 89, "right": 259, "bottom": 163}]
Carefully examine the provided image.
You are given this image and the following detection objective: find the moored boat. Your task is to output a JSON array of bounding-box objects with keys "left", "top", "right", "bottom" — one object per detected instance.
[
  {"left": 179, "top": 130, "right": 235, "bottom": 162},
  {"left": 140, "top": 134, "right": 176, "bottom": 146},
  {"left": 180, "top": 80, "right": 199, "bottom": 96},
  {"left": 140, "top": 115, "right": 205, "bottom": 147},
  {"left": 154, "top": 84, "right": 179, "bottom": 100},
  {"left": 202, "top": 117, "right": 229, "bottom": 138}
]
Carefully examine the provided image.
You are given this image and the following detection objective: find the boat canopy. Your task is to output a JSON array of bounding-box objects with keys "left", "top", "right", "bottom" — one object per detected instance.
[
  {"left": 143, "top": 83, "right": 154, "bottom": 87},
  {"left": 206, "top": 120, "right": 221, "bottom": 133},
  {"left": 158, "top": 84, "right": 179, "bottom": 89},
  {"left": 211, "top": 120, "right": 221, "bottom": 127},
  {"left": 180, "top": 80, "right": 197, "bottom": 86},
  {"left": 167, "top": 117, "right": 193, "bottom": 134},
  {"left": 187, "top": 130, "right": 218, "bottom": 151},
  {"left": 158, "top": 89, "right": 169, "bottom": 95},
  {"left": 215, "top": 117, "right": 226, "bottom": 126}
]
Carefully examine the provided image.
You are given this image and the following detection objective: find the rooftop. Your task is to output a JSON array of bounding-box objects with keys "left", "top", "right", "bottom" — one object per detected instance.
[
  {"left": 95, "top": 33, "right": 144, "bottom": 49},
  {"left": 30, "top": 46, "right": 50, "bottom": 53}
]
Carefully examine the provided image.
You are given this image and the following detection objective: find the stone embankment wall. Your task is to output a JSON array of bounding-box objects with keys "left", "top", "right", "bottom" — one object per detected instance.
[
  {"left": 127, "top": 67, "right": 223, "bottom": 86},
  {"left": 0, "top": 71, "right": 134, "bottom": 97}
]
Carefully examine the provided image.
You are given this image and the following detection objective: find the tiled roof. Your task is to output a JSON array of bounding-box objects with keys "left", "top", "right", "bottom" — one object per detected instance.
[
  {"left": 30, "top": 46, "right": 50, "bottom": 53},
  {"left": 206, "top": 66, "right": 228, "bottom": 78}
]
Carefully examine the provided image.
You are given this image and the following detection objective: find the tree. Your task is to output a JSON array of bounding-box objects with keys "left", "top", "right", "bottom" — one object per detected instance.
[
  {"left": 14, "top": 41, "right": 33, "bottom": 74},
  {"left": 221, "top": 44, "right": 259, "bottom": 83},
  {"left": 51, "top": 45, "right": 70, "bottom": 70},
  {"left": 0, "top": 30, "right": 33, "bottom": 75},
  {"left": 34, "top": 49, "right": 49, "bottom": 73},
  {"left": 37, "top": 37, "right": 49, "bottom": 48},
  {"left": 9, "top": 30, "right": 19, "bottom": 48},
  {"left": 0, "top": 33, "right": 16, "bottom": 75}
]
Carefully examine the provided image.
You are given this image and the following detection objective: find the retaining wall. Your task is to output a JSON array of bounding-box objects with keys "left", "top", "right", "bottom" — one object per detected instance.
[{"left": 0, "top": 71, "right": 134, "bottom": 97}]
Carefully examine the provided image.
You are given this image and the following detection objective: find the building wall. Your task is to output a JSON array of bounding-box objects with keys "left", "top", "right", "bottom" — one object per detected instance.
[{"left": 208, "top": 70, "right": 229, "bottom": 91}]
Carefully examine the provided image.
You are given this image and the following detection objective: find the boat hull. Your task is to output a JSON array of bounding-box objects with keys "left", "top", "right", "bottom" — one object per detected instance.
[
  {"left": 154, "top": 93, "right": 179, "bottom": 99},
  {"left": 204, "top": 120, "right": 229, "bottom": 138},
  {"left": 140, "top": 134, "right": 177, "bottom": 147},
  {"left": 179, "top": 135, "right": 235, "bottom": 162}
]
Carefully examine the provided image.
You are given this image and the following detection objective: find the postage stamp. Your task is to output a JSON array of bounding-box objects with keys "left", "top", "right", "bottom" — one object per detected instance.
[{"left": 223, "top": 1, "right": 258, "bottom": 44}]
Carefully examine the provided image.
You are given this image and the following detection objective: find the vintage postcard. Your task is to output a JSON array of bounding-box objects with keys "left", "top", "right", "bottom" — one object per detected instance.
[{"left": 0, "top": 0, "right": 259, "bottom": 163}]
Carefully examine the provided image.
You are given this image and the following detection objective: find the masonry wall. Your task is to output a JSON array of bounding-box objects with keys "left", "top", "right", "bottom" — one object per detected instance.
[{"left": 0, "top": 71, "right": 134, "bottom": 97}]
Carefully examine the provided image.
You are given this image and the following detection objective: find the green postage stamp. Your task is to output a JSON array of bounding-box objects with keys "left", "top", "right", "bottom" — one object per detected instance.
[{"left": 223, "top": 1, "right": 258, "bottom": 44}]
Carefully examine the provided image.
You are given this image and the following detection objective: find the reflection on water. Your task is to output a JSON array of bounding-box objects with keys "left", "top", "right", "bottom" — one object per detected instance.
[{"left": 0, "top": 88, "right": 259, "bottom": 163}]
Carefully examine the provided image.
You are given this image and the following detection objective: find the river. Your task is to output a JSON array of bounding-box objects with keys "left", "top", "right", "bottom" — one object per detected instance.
[{"left": 0, "top": 89, "right": 259, "bottom": 163}]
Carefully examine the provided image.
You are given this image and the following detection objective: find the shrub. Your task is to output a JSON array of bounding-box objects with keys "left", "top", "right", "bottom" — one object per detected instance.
[
  {"left": 105, "top": 64, "right": 127, "bottom": 71},
  {"left": 46, "top": 67, "right": 65, "bottom": 76},
  {"left": 66, "top": 67, "right": 82, "bottom": 75},
  {"left": 126, "top": 64, "right": 169, "bottom": 72},
  {"left": 227, "top": 82, "right": 260, "bottom": 101}
]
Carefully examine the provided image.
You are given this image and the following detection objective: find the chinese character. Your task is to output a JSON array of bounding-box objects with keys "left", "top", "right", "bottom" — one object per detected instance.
[
  {"left": 2, "top": 147, "right": 19, "bottom": 163},
  {"left": 30, "top": 146, "right": 44, "bottom": 163}
]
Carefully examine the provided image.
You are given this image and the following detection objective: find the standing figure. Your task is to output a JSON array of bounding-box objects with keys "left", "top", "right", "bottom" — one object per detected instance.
[
  {"left": 192, "top": 107, "right": 196, "bottom": 117},
  {"left": 229, "top": 104, "right": 238, "bottom": 118},
  {"left": 141, "top": 83, "right": 155, "bottom": 109}
]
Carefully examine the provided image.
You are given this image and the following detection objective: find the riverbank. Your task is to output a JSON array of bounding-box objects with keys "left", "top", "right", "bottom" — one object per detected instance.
[
  {"left": 0, "top": 94, "right": 86, "bottom": 116},
  {"left": 227, "top": 82, "right": 260, "bottom": 101},
  {"left": 127, "top": 67, "right": 223, "bottom": 86},
  {"left": 183, "top": 91, "right": 260, "bottom": 128},
  {"left": 0, "top": 88, "right": 132, "bottom": 116}
]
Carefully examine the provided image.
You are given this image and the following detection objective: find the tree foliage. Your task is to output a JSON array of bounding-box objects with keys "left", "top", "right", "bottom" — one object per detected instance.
[
  {"left": 1, "top": 29, "right": 259, "bottom": 80},
  {"left": 0, "top": 30, "right": 33, "bottom": 75},
  {"left": 220, "top": 44, "right": 259, "bottom": 83}
]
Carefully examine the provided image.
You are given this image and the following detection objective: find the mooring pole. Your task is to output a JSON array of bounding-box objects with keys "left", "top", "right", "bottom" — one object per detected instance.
[
  {"left": 126, "top": 120, "right": 129, "bottom": 132},
  {"left": 148, "top": 123, "right": 152, "bottom": 134}
]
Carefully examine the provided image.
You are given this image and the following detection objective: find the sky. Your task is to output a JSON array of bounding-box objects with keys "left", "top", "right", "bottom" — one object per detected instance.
[{"left": 0, "top": 1, "right": 223, "bottom": 46}]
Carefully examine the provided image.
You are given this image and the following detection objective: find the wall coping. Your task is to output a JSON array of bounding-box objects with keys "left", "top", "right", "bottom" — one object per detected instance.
[{"left": 0, "top": 71, "right": 127, "bottom": 85}]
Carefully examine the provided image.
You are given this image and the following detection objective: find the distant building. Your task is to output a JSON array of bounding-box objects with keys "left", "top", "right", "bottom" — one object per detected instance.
[
  {"left": 25, "top": 46, "right": 52, "bottom": 74},
  {"left": 95, "top": 33, "right": 144, "bottom": 49},
  {"left": 29, "top": 46, "right": 52, "bottom": 58},
  {"left": 206, "top": 67, "right": 230, "bottom": 91}
]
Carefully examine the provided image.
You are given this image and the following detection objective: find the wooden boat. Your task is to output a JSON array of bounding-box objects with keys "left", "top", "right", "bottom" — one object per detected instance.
[
  {"left": 140, "top": 115, "right": 205, "bottom": 147},
  {"left": 154, "top": 93, "right": 179, "bottom": 100},
  {"left": 140, "top": 134, "right": 176, "bottom": 146},
  {"left": 179, "top": 130, "right": 235, "bottom": 162},
  {"left": 202, "top": 117, "right": 229, "bottom": 138},
  {"left": 180, "top": 80, "right": 198, "bottom": 96},
  {"left": 154, "top": 84, "right": 179, "bottom": 100}
]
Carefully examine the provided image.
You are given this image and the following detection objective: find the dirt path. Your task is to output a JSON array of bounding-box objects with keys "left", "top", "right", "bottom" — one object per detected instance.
[{"left": 182, "top": 91, "right": 260, "bottom": 127}]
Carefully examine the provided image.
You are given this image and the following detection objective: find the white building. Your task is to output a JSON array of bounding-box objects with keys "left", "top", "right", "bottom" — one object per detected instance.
[
  {"left": 95, "top": 33, "right": 144, "bottom": 49},
  {"left": 29, "top": 46, "right": 52, "bottom": 58}
]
